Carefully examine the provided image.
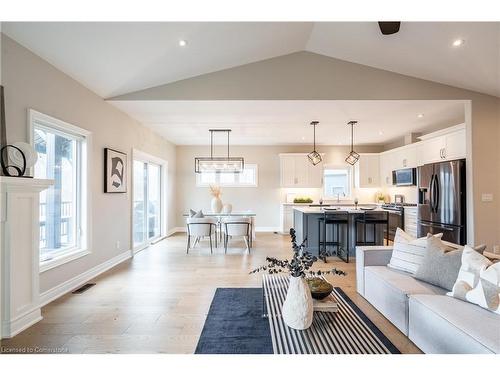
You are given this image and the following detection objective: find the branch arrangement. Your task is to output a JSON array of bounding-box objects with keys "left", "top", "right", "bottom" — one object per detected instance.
[{"left": 250, "top": 229, "right": 347, "bottom": 278}]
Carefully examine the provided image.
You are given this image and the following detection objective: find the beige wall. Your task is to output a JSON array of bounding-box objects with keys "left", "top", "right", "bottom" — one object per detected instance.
[
  {"left": 117, "top": 51, "right": 500, "bottom": 249},
  {"left": 1, "top": 35, "right": 177, "bottom": 293},
  {"left": 176, "top": 145, "right": 383, "bottom": 228}
]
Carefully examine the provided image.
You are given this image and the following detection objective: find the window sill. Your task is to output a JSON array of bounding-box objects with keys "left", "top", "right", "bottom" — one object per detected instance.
[{"left": 40, "top": 248, "right": 91, "bottom": 273}]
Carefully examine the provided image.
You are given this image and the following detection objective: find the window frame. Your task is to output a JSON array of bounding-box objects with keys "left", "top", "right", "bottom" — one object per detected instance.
[
  {"left": 322, "top": 164, "right": 353, "bottom": 200},
  {"left": 28, "top": 109, "right": 92, "bottom": 273},
  {"left": 195, "top": 164, "right": 258, "bottom": 187}
]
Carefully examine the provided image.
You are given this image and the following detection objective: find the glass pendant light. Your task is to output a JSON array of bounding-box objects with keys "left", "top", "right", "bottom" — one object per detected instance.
[
  {"left": 194, "top": 129, "right": 244, "bottom": 173},
  {"left": 307, "top": 121, "right": 322, "bottom": 166},
  {"left": 345, "top": 120, "right": 360, "bottom": 165}
]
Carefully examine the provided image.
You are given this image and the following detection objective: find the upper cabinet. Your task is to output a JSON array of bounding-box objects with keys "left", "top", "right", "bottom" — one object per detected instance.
[
  {"left": 416, "top": 124, "right": 466, "bottom": 165},
  {"left": 354, "top": 154, "right": 380, "bottom": 188},
  {"left": 280, "top": 154, "right": 323, "bottom": 188}
]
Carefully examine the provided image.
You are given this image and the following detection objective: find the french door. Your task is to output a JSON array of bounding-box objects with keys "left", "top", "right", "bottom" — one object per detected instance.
[{"left": 133, "top": 159, "right": 162, "bottom": 250}]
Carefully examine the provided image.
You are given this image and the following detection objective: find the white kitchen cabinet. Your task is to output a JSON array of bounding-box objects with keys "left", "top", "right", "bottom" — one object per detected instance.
[
  {"left": 404, "top": 207, "right": 418, "bottom": 237},
  {"left": 417, "top": 124, "right": 466, "bottom": 165},
  {"left": 354, "top": 154, "right": 380, "bottom": 188},
  {"left": 393, "top": 145, "right": 418, "bottom": 169},
  {"left": 279, "top": 154, "right": 323, "bottom": 188},
  {"left": 379, "top": 152, "right": 394, "bottom": 187},
  {"left": 280, "top": 204, "right": 295, "bottom": 234},
  {"left": 443, "top": 128, "right": 466, "bottom": 161}
]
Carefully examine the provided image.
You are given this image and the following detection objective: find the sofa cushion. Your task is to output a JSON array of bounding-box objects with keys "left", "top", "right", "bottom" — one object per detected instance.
[
  {"left": 364, "top": 266, "right": 446, "bottom": 334},
  {"left": 388, "top": 228, "right": 444, "bottom": 274},
  {"left": 409, "top": 294, "right": 500, "bottom": 353},
  {"left": 414, "top": 236, "right": 463, "bottom": 291},
  {"left": 448, "top": 245, "right": 500, "bottom": 315}
]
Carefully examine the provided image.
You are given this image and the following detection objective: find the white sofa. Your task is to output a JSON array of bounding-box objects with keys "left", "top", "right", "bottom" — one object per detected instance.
[{"left": 356, "top": 246, "right": 500, "bottom": 354}]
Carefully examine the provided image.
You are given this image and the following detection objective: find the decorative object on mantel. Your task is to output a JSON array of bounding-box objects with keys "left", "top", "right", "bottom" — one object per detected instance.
[
  {"left": 0, "top": 86, "right": 37, "bottom": 178},
  {"left": 222, "top": 203, "right": 233, "bottom": 214},
  {"left": 194, "top": 129, "right": 244, "bottom": 173},
  {"left": 307, "top": 121, "right": 322, "bottom": 166},
  {"left": 345, "top": 120, "right": 360, "bottom": 165},
  {"left": 250, "top": 228, "right": 346, "bottom": 330},
  {"left": 104, "top": 148, "right": 127, "bottom": 193},
  {"left": 209, "top": 184, "right": 223, "bottom": 213}
]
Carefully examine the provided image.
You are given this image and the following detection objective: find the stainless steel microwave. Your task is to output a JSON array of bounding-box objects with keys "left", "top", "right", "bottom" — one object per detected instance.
[{"left": 392, "top": 168, "right": 416, "bottom": 186}]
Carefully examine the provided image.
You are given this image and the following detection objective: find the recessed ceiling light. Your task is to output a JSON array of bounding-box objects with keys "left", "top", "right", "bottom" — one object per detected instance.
[
  {"left": 452, "top": 39, "right": 465, "bottom": 47},
  {"left": 417, "top": 113, "right": 424, "bottom": 118},
  {"left": 178, "top": 40, "right": 187, "bottom": 47}
]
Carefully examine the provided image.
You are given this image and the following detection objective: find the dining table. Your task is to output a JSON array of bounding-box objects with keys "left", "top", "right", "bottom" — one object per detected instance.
[{"left": 182, "top": 211, "right": 257, "bottom": 240}]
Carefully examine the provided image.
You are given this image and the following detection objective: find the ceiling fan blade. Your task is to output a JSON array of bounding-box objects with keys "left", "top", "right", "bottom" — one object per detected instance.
[{"left": 378, "top": 22, "right": 401, "bottom": 35}]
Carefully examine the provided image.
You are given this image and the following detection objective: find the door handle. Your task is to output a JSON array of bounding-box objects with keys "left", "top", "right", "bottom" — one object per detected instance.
[
  {"left": 429, "top": 174, "right": 435, "bottom": 210},
  {"left": 433, "top": 175, "right": 440, "bottom": 213},
  {"left": 419, "top": 222, "right": 454, "bottom": 231}
]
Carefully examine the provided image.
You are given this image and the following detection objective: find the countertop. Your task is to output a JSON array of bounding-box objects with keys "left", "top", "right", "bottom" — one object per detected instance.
[{"left": 293, "top": 206, "right": 386, "bottom": 214}]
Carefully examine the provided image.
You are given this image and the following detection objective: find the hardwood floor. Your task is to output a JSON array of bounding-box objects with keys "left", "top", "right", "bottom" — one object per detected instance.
[{"left": 0, "top": 232, "right": 421, "bottom": 354}]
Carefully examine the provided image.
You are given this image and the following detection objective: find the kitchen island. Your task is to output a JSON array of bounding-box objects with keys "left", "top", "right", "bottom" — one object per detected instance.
[{"left": 293, "top": 206, "right": 388, "bottom": 260}]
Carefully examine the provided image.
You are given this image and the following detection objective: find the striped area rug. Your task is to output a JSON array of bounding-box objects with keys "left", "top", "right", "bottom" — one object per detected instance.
[{"left": 263, "top": 274, "right": 400, "bottom": 354}]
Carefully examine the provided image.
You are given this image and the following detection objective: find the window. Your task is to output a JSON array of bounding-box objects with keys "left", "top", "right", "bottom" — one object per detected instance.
[
  {"left": 196, "top": 164, "right": 258, "bottom": 187},
  {"left": 323, "top": 166, "right": 352, "bottom": 199},
  {"left": 31, "top": 110, "right": 90, "bottom": 270}
]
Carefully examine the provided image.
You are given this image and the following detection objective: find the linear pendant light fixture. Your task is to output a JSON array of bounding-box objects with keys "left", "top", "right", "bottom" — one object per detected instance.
[
  {"left": 345, "top": 120, "right": 360, "bottom": 165},
  {"left": 307, "top": 121, "right": 322, "bottom": 166},
  {"left": 195, "top": 129, "right": 244, "bottom": 173}
]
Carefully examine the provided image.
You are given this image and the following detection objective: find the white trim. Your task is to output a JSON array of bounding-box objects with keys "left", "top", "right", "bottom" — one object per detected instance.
[
  {"left": 166, "top": 227, "right": 179, "bottom": 237},
  {"left": 417, "top": 123, "right": 466, "bottom": 141},
  {"left": 39, "top": 249, "right": 90, "bottom": 273},
  {"left": 255, "top": 227, "right": 280, "bottom": 232},
  {"left": 39, "top": 250, "right": 131, "bottom": 307},
  {"left": 28, "top": 108, "right": 93, "bottom": 268},
  {"left": 1, "top": 308, "right": 43, "bottom": 339}
]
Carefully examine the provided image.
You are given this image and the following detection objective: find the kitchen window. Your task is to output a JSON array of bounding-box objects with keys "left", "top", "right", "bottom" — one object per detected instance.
[
  {"left": 30, "top": 110, "right": 90, "bottom": 271},
  {"left": 323, "top": 166, "right": 352, "bottom": 199},
  {"left": 196, "top": 164, "right": 258, "bottom": 187}
]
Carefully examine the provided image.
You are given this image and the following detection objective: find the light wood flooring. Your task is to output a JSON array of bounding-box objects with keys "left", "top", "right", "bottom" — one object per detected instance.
[{"left": 0, "top": 232, "right": 421, "bottom": 354}]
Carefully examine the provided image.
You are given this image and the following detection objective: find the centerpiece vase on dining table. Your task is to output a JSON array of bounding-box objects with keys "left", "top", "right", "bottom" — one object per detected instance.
[
  {"left": 209, "top": 185, "right": 223, "bottom": 213},
  {"left": 282, "top": 276, "right": 313, "bottom": 330}
]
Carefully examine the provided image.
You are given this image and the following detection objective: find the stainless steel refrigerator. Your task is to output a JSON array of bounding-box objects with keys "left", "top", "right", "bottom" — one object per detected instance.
[{"left": 417, "top": 159, "right": 466, "bottom": 245}]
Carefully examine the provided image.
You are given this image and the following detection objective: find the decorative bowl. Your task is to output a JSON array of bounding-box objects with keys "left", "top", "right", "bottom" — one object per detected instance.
[{"left": 306, "top": 277, "right": 333, "bottom": 300}]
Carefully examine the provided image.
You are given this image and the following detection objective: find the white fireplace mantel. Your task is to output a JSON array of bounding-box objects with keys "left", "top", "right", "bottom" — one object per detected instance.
[{"left": 0, "top": 176, "right": 53, "bottom": 338}]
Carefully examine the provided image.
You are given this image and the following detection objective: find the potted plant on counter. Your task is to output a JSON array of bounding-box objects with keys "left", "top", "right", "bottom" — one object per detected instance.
[{"left": 250, "top": 229, "right": 346, "bottom": 330}]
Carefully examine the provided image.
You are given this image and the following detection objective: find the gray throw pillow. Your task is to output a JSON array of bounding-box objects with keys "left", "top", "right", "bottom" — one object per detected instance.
[
  {"left": 189, "top": 209, "right": 204, "bottom": 218},
  {"left": 414, "top": 235, "right": 463, "bottom": 291}
]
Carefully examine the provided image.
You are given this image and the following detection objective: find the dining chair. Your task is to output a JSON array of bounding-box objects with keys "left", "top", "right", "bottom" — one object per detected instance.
[
  {"left": 222, "top": 217, "right": 252, "bottom": 254},
  {"left": 186, "top": 217, "right": 218, "bottom": 254}
]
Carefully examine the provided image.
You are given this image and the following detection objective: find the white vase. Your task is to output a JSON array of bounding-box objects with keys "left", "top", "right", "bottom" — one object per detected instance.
[
  {"left": 211, "top": 197, "right": 223, "bottom": 213},
  {"left": 222, "top": 203, "right": 232, "bottom": 214},
  {"left": 282, "top": 276, "right": 314, "bottom": 330}
]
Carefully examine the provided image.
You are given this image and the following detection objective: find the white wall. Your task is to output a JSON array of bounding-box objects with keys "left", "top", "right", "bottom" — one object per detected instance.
[
  {"left": 176, "top": 144, "right": 384, "bottom": 229},
  {"left": 1, "top": 35, "right": 177, "bottom": 293}
]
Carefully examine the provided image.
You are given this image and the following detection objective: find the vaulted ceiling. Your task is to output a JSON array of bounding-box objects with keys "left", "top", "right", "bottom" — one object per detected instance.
[{"left": 3, "top": 22, "right": 499, "bottom": 98}]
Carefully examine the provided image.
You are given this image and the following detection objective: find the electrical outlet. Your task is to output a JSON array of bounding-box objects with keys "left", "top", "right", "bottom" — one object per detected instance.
[
  {"left": 481, "top": 193, "right": 493, "bottom": 202},
  {"left": 116, "top": 241, "right": 120, "bottom": 250}
]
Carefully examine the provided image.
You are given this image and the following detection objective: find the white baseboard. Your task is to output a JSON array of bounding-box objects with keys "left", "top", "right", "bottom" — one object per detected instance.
[
  {"left": 2, "top": 308, "right": 42, "bottom": 338},
  {"left": 39, "top": 250, "right": 132, "bottom": 307},
  {"left": 255, "top": 227, "right": 280, "bottom": 232},
  {"left": 167, "top": 227, "right": 185, "bottom": 235}
]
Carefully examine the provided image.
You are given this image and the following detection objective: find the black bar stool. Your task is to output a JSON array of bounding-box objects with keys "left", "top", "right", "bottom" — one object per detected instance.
[
  {"left": 355, "top": 210, "right": 389, "bottom": 246},
  {"left": 317, "top": 210, "right": 350, "bottom": 263}
]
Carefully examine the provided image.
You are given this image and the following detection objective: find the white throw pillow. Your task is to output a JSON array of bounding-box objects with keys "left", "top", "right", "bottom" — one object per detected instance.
[
  {"left": 447, "top": 245, "right": 500, "bottom": 314},
  {"left": 388, "top": 228, "right": 443, "bottom": 274}
]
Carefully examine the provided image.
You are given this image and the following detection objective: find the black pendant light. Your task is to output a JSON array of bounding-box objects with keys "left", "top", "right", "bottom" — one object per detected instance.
[
  {"left": 307, "top": 121, "right": 322, "bottom": 166},
  {"left": 194, "top": 129, "right": 244, "bottom": 173},
  {"left": 345, "top": 120, "right": 360, "bottom": 165}
]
